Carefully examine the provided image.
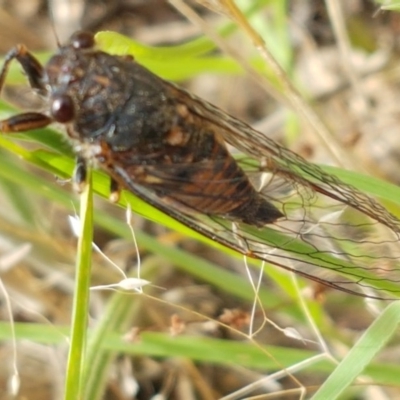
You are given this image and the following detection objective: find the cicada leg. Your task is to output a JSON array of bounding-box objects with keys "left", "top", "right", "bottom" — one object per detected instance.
[{"left": 0, "top": 44, "right": 51, "bottom": 132}]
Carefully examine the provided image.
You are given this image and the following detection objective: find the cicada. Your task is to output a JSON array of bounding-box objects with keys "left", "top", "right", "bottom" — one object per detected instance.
[{"left": 1, "top": 31, "right": 400, "bottom": 299}]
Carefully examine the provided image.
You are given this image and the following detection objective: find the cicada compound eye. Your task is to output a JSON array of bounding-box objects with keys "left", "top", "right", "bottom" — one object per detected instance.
[
  {"left": 70, "top": 31, "right": 95, "bottom": 50},
  {"left": 51, "top": 94, "right": 75, "bottom": 123}
]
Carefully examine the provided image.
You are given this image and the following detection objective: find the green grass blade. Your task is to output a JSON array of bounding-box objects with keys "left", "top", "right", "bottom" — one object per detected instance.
[
  {"left": 311, "top": 301, "right": 400, "bottom": 399},
  {"left": 83, "top": 257, "right": 161, "bottom": 400},
  {"left": 64, "top": 172, "right": 93, "bottom": 400}
]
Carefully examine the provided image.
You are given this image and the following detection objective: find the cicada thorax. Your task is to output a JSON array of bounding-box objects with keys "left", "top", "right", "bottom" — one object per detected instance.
[{"left": 43, "top": 42, "right": 283, "bottom": 227}]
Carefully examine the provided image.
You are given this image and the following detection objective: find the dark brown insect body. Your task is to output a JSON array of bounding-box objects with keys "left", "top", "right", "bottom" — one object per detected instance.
[{"left": 1, "top": 31, "right": 400, "bottom": 299}]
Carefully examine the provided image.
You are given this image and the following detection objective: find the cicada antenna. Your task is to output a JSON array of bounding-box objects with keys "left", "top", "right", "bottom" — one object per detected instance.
[
  {"left": 47, "top": 1, "right": 85, "bottom": 45},
  {"left": 52, "top": 25, "right": 61, "bottom": 48},
  {"left": 48, "top": 11, "right": 61, "bottom": 48}
]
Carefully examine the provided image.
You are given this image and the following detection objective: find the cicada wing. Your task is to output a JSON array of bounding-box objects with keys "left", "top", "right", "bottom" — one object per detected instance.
[
  {"left": 243, "top": 159, "right": 400, "bottom": 298},
  {"left": 103, "top": 79, "right": 400, "bottom": 298},
  {"left": 164, "top": 80, "right": 400, "bottom": 234},
  {"left": 110, "top": 159, "right": 400, "bottom": 299}
]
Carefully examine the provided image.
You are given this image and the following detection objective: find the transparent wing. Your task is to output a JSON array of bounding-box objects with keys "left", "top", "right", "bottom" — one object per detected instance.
[
  {"left": 111, "top": 81, "right": 400, "bottom": 299},
  {"left": 111, "top": 155, "right": 400, "bottom": 299},
  {"left": 166, "top": 81, "right": 400, "bottom": 234}
]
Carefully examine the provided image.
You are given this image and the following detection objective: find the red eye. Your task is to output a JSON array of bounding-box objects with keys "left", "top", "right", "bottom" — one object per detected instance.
[
  {"left": 51, "top": 94, "right": 75, "bottom": 123},
  {"left": 70, "top": 31, "right": 95, "bottom": 49}
]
